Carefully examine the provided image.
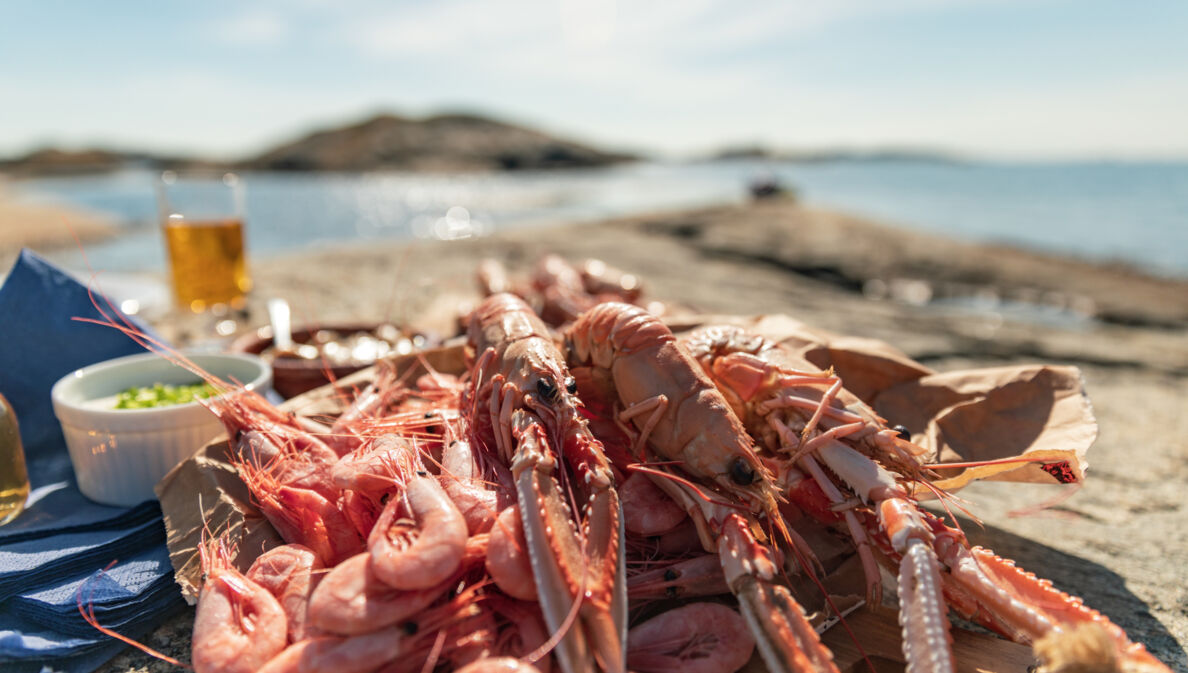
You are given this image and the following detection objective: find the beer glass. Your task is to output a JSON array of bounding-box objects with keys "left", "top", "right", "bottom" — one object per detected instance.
[
  {"left": 156, "top": 171, "right": 252, "bottom": 314},
  {"left": 0, "top": 393, "right": 28, "bottom": 526}
]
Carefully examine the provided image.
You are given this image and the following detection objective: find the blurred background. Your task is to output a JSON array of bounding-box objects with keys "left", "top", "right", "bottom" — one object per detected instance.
[{"left": 1, "top": 0, "right": 1186, "bottom": 299}]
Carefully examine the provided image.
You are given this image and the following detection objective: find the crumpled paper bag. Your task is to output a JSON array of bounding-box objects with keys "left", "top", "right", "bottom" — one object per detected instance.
[
  {"left": 741, "top": 313, "right": 1094, "bottom": 489},
  {"left": 157, "top": 315, "right": 1096, "bottom": 600},
  {"left": 874, "top": 366, "right": 1095, "bottom": 490}
]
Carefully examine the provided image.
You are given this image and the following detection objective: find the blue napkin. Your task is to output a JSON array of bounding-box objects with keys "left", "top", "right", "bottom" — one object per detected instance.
[
  {"left": 12, "top": 544, "right": 183, "bottom": 636},
  {"left": 0, "top": 249, "right": 166, "bottom": 537},
  {"left": 0, "top": 516, "right": 165, "bottom": 601},
  {"left": 0, "top": 249, "right": 185, "bottom": 672}
]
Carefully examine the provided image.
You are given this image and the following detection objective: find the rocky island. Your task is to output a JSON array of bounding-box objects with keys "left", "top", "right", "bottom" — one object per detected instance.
[{"left": 0, "top": 112, "right": 636, "bottom": 176}]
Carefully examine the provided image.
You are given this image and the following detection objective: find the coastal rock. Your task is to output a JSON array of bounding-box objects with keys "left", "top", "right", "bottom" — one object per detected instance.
[{"left": 237, "top": 112, "right": 636, "bottom": 172}]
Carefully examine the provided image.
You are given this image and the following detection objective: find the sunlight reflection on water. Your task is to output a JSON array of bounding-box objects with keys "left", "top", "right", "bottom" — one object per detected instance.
[{"left": 17, "top": 159, "right": 1188, "bottom": 281}]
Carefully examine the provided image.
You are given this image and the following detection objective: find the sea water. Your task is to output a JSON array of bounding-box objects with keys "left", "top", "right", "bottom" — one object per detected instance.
[{"left": 15, "top": 159, "right": 1188, "bottom": 279}]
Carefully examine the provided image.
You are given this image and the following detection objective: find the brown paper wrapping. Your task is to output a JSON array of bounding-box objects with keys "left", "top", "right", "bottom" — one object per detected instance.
[
  {"left": 874, "top": 365, "right": 1096, "bottom": 490},
  {"left": 156, "top": 315, "right": 1096, "bottom": 602}
]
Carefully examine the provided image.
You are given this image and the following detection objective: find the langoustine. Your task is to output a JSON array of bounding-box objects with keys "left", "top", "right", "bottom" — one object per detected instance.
[{"left": 464, "top": 292, "right": 628, "bottom": 673}]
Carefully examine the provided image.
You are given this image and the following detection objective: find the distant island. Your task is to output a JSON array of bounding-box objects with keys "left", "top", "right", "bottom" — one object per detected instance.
[
  {"left": 0, "top": 112, "right": 637, "bottom": 175},
  {"left": 0, "top": 112, "right": 968, "bottom": 177},
  {"left": 705, "top": 144, "right": 965, "bottom": 164},
  {"left": 240, "top": 112, "right": 636, "bottom": 172}
]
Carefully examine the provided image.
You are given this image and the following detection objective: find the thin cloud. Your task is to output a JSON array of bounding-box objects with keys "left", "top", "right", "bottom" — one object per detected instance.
[{"left": 213, "top": 9, "right": 289, "bottom": 46}]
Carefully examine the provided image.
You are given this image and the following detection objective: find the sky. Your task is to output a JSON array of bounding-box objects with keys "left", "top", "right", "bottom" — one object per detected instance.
[{"left": 1, "top": 0, "right": 1186, "bottom": 161}]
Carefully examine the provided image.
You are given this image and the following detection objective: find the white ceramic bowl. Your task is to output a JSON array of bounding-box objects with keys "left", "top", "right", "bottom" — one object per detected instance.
[{"left": 51, "top": 352, "right": 271, "bottom": 507}]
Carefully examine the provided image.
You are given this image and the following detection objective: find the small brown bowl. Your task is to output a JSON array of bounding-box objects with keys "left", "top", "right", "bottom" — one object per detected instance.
[{"left": 229, "top": 323, "right": 438, "bottom": 399}]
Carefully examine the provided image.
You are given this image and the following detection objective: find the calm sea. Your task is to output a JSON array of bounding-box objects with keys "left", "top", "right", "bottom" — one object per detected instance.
[{"left": 15, "top": 159, "right": 1188, "bottom": 280}]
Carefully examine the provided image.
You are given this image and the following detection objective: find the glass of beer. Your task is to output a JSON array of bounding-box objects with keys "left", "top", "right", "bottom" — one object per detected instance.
[
  {"left": 157, "top": 171, "right": 252, "bottom": 314},
  {"left": 0, "top": 393, "right": 29, "bottom": 526}
]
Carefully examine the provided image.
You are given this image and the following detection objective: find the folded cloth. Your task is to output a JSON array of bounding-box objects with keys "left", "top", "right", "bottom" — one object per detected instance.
[
  {"left": 0, "top": 515, "right": 166, "bottom": 601},
  {"left": 12, "top": 544, "right": 184, "bottom": 638},
  {"left": 0, "top": 604, "right": 121, "bottom": 664},
  {"left": 0, "top": 592, "right": 185, "bottom": 673},
  {"left": 0, "top": 249, "right": 183, "bottom": 672},
  {"left": 0, "top": 249, "right": 166, "bottom": 537},
  {"left": 0, "top": 499, "right": 160, "bottom": 546}
]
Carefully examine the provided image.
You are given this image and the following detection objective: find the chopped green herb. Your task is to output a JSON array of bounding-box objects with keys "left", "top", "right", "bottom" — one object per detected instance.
[{"left": 114, "top": 382, "right": 219, "bottom": 409}]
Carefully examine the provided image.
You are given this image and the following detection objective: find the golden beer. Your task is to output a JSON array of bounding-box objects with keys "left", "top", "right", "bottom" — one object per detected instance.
[
  {"left": 162, "top": 217, "right": 252, "bottom": 312},
  {"left": 0, "top": 393, "right": 29, "bottom": 526}
]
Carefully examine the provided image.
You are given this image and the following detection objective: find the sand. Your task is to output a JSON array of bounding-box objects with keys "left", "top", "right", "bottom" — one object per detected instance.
[
  {"left": 82, "top": 197, "right": 1188, "bottom": 672},
  {"left": 0, "top": 180, "right": 117, "bottom": 263}
]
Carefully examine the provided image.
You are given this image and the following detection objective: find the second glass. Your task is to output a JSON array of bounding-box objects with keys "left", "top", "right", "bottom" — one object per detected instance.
[
  {"left": 157, "top": 171, "right": 252, "bottom": 313},
  {"left": 0, "top": 393, "right": 29, "bottom": 527}
]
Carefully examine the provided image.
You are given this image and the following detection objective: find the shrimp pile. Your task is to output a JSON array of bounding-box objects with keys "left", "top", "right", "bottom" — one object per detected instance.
[
  {"left": 188, "top": 308, "right": 753, "bottom": 673},
  {"left": 172, "top": 259, "right": 1170, "bottom": 673}
]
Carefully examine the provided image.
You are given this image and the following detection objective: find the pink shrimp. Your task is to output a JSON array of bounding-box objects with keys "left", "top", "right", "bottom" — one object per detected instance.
[
  {"left": 330, "top": 433, "right": 419, "bottom": 540},
  {"left": 206, "top": 387, "right": 338, "bottom": 459},
  {"left": 439, "top": 437, "right": 507, "bottom": 535},
  {"left": 627, "top": 603, "right": 755, "bottom": 673},
  {"left": 368, "top": 470, "right": 469, "bottom": 590},
  {"left": 256, "top": 623, "right": 414, "bottom": 673},
  {"left": 325, "top": 362, "right": 411, "bottom": 455},
  {"left": 236, "top": 429, "right": 340, "bottom": 501},
  {"left": 618, "top": 471, "right": 687, "bottom": 536},
  {"left": 489, "top": 596, "right": 554, "bottom": 673},
  {"left": 246, "top": 544, "right": 324, "bottom": 642},
  {"left": 627, "top": 555, "right": 729, "bottom": 601},
  {"left": 456, "top": 658, "right": 544, "bottom": 673},
  {"left": 330, "top": 433, "right": 417, "bottom": 497},
  {"left": 192, "top": 534, "right": 288, "bottom": 673},
  {"left": 485, "top": 505, "right": 537, "bottom": 601},
  {"left": 235, "top": 457, "right": 363, "bottom": 566},
  {"left": 262, "top": 586, "right": 490, "bottom": 673},
  {"left": 305, "top": 552, "right": 450, "bottom": 635}
]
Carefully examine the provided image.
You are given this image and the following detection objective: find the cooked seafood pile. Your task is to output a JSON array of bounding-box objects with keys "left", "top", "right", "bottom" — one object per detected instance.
[{"left": 183, "top": 258, "right": 1170, "bottom": 673}]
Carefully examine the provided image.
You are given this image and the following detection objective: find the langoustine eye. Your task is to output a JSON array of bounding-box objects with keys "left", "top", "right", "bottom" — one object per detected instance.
[
  {"left": 536, "top": 377, "right": 559, "bottom": 403},
  {"left": 729, "top": 458, "right": 758, "bottom": 486}
]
